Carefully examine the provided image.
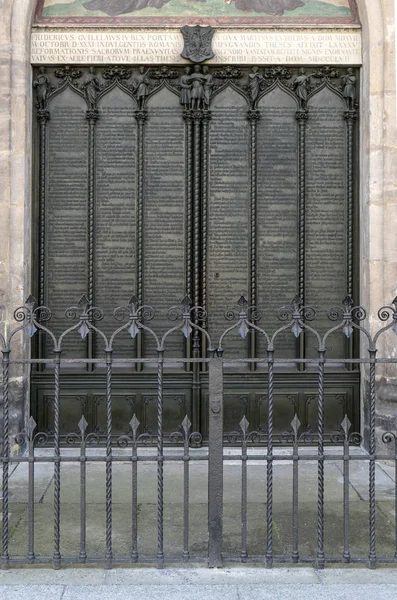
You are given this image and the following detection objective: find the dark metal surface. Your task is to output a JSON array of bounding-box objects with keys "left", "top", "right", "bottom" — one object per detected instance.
[
  {"left": 180, "top": 26, "right": 215, "bottom": 64},
  {"left": 1, "top": 294, "right": 397, "bottom": 569},
  {"left": 32, "top": 64, "right": 359, "bottom": 435}
]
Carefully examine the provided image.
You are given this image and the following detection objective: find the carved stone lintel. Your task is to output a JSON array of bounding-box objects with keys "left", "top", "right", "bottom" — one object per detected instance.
[
  {"left": 134, "top": 110, "right": 147, "bottom": 122},
  {"left": 37, "top": 109, "right": 50, "bottom": 124},
  {"left": 86, "top": 109, "right": 100, "bottom": 121},
  {"left": 247, "top": 109, "right": 260, "bottom": 122},
  {"left": 296, "top": 109, "right": 309, "bottom": 122}
]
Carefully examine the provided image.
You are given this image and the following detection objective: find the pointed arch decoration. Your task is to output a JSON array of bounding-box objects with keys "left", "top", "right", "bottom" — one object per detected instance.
[{"left": 3, "top": 0, "right": 396, "bottom": 445}]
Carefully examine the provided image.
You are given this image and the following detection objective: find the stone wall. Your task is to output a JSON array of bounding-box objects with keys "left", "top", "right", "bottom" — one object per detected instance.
[{"left": 0, "top": 0, "right": 396, "bottom": 449}]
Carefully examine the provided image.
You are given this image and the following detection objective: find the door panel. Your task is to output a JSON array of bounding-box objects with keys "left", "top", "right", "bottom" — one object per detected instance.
[{"left": 31, "top": 64, "right": 360, "bottom": 439}]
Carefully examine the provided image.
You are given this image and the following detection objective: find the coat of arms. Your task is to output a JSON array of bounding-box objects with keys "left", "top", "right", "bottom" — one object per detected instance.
[{"left": 180, "top": 25, "right": 215, "bottom": 64}]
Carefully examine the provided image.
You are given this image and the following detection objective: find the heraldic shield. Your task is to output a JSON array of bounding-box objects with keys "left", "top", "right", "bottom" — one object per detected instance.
[{"left": 181, "top": 25, "right": 215, "bottom": 63}]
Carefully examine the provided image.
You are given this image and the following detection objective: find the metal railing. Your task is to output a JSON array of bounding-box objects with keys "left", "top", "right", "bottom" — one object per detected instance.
[{"left": 1, "top": 293, "right": 397, "bottom": 569}]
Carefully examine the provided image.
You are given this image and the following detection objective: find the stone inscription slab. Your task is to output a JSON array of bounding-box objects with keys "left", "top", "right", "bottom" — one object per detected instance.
[
  {"left": 143, "top": 88, "right": 186, "bottom": 358},
  {"left": 306, "top": 88, "right": 346, "bottom": 358},
  {"left": 31, "top": 29, "right": 362, "bottom": 66},
  {"left": 95, "top": 88, "right": 137, "bottom": 357},
  {"left": 257, "top": 88, "right": 298, "bottom": 356},
  {"left": 46, "top": 89, "right": 88, "bottom": 357},
  {"left": 207, "top": 88, "right": 250, "bottom": 358}
]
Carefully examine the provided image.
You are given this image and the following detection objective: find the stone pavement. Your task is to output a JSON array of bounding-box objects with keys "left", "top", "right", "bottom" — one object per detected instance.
[
  {"left": 2, "top": 447, "right": 397, "bottom": 561},
  {"left": 2, "top": 568, "right": 397, "bottom": 600}
]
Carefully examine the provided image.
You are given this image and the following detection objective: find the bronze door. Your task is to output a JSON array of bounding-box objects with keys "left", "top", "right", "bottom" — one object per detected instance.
[{"left": 31, "top": 64, "right": 360, "bottom": 440}]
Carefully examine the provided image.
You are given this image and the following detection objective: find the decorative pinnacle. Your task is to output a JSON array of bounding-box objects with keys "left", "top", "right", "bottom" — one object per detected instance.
[
  {"left": 181, "top": 295, "right": 192, "bottom": 312},
  {"left": 237, "top": 295, "right": 248, "bottom": 310},
  {"left": 239, "top": 415, "right": 249, "bottom": 434},
  {"left": 78, "top": 294, "right": 90, "bottom": 311},
  {"left": 343, "top": 295, "right": 353, "bottom": 307},
  {"left": 290, "top": 414, "right": 301, "bottom": 436},
  {"left": 182, "top": 415, "right": 192, "bottom": 435},
  {"left": 26, "top": 416, "right": 37, "bottom": 440},
  {"left": 25, "top": 295, "right": 38, "bottom": 311},
  {"left": 129, "top": 295, "right": 139, "bottom": 310},
  {"left": 78, "top": 415, "right": 88, "bottom": 435},
  {"left": 129, "top": 414, "right": 140, "bottom": 436},
  {"left": 291, "top": 295, "right": 302, "bottom": 308},
  {"left": 341, "top": 415, "right": 351, "bottom": 437}
]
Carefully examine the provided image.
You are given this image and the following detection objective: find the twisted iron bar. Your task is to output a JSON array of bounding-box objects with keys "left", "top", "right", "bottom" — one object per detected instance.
[
  {"left": 368, "top": 353, "right": 377, "bottom": 568},
  {"left": 1, "top": 350, "right": 9, "bottom": 569},
  {"left": 38, "top": 111, "right": 50, "bottom": 310},
  {"left": 317, "top": 350, "right": 325, "bottom": 568},
  {"left": 266, "top": 349, "right": 274, "bottom": 568},
  {"left": 53, "top": 350, "right": 61, "bottom": 569},
  {"left": 185, "top": 112, "right": 193, "bottom": 302},
  {"left": 105, "top": 349, "right": 113, "bottom": 568},
  {"left": 157, "top": 349, "right": 164, "bottom": 565},
  {"left": 135, "top": 111, "right": 146, "bottom": 308}
]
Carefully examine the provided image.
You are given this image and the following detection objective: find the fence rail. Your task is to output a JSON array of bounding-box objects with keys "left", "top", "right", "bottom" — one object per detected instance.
[{"left": 1, "top": 293, "right": 397, "bottom": 569}]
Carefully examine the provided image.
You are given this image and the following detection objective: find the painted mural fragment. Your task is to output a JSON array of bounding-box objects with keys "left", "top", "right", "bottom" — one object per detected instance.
[{"left": 35, "top": 0, "right": 359, "bottom": 25}]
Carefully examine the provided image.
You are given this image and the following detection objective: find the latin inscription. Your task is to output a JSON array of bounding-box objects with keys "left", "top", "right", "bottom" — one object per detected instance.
[
  {"left": 31, "top": 30, "right": 362, "bottom": 66},
  {"left": 257, "top": 89, "right": 299, "bottom": 356},
  {"left": 143, "top": 88, "right": 186, "bottom": 358},
  {"left": 207, "top": 89, "right": 250, "bottom": 357},
  {"left": 306, "top": 90, "right": 346, "bottom": 357},
  {"left": 95, "top": 89, "right": 137, "bottom": 356},
  {"left": 46, "top": 90, "right": 88, "bottom": 357}
]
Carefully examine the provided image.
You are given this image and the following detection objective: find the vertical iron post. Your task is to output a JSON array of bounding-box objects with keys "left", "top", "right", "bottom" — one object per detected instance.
[
  {"left": 266, "top": 349, "right": 274, "bottom": 568},
  {"left": 27, "top": 421, "right": 36, "bottom": 564},
  {"left": 182, "top": 415, "right": 191, "bottom": 561},
  {"left": 291, "top": 414, "right": 300, "bottom": 563},
  {"left": 317, "top": 348, "right": 325, "bottom": 569},
  {"left": 368, "top": 348, "right": 377, "bottom": 568},
  {"left": 208, "top": 352, "right": 223, "bottom": 567},
  {"left": 53, "top": 349, "right": 61, "bottom": 569},
  {"left": 1, "top": 349, "right": 10, "bottom": 569},
  {"left": 240, "top": 416, "right": 249, "bottom": 562},
  {"left": 342, "top": 415, "right": 351, "bottom": 563},
  {"left": 105, "top": 348, "right": 113, "bottom": 569},
  {"left": 157, "top": 348, "right": 164, "bottom": 567},
  {"left": 79, "top": 416, "right": 88, "bottom": 563},
  {"left": 130, "top": 414, "right": 139, "bottom": 563}
]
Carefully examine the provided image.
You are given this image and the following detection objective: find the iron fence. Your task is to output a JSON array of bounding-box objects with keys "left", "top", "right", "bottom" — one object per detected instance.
[{"left": 1, "top": 293, "right": 397, "bottom": 569}]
